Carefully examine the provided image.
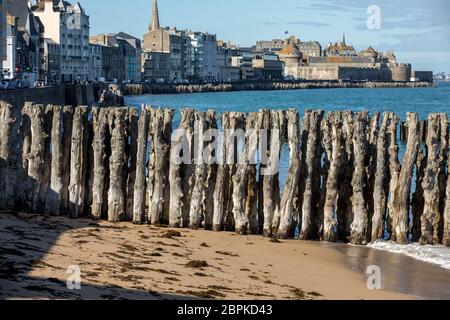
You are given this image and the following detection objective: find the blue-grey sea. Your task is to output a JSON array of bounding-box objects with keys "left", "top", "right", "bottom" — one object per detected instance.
[{"left": 126, "top": 81, "right": 450, "bottom": 121}]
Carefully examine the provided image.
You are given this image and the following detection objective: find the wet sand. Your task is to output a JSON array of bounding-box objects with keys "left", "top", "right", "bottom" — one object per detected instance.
[
  {"left": 330, "top": 244, "right": 450, "bottom": 300},
  {"left": 0, "top": 211, "right": 435, "bottom": 300}
]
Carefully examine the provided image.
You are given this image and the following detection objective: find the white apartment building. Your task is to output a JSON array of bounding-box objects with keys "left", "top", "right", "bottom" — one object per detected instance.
[
  {"left": 33, "top": 0, "right": 90, "bottom": 82},
  {"left": 188, "top": 32, "right": 218, "bottom": 81}
]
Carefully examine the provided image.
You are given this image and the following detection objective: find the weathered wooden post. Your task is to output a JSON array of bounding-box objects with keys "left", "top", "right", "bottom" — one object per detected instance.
[
  {"left": 189, "top": 111, "right": 207, "bottom": 229},
  {"left": 23, "top": 104, "right": 49, "bottom": 213},
  {"left": 323, "top": 112, "right": 344, "bottom": 242},
  {"left": 349, "top": 112, "right": 369, "bottom": 245},
  {"left": 337, "top": 111, "right": 354, "bottom": 241},
  {"left": 148, "top": 108, "right": 174, "bottom": 225},
  {"left": 203, "top": 110, "right": 218, "bottom": 230},
  {"left": 133, "top": 107, "right": 150, "bottom": 224},
  {"left": 300, "top": 110, "right": 324, "bottom": 240},
  {"left": 125, "top": 108, "right": 139, "bottom": 221},
  {"left": 107, "top": 108, "right": 128, "bottom": 222},
  {"left": 212, "top": 113, "right": 230, "bottom": 231},
  {"left": 371, "top": 113, "right": 390, "bottom": 242},
  {"left": 366, "top": 112, "right": 380, "bottom": 223},
  {"left": 421, "top": 113, "right": 445, "bottom": 244},
  {"left": 0, "top": 101, "right": 14, "bottom": 210},
  {"left": 69, "top": 106, "right": 89, "bottom": 218},
  {"left": 386, "top": 113, "right": 400, "bottom": 239},
  {"left": 276, "top": 110, "right": 300, "bottom": 239},
  {"left": 169, "top": 109, "right": 195, "bottom": 227},
  {"left": 269, "top": 110, "right": 282, "bottom": 235},
  {"left": 91, "top": 107, "right": 109, "bottom": 219},
  {"left": 390, "top": 113, "right": 419, "bottom": 244},
  {"left": 45, "top": 105, "right": 64, "bottom": 215}
]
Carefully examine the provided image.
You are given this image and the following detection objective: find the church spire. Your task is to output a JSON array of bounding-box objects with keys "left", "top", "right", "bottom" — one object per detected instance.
[{"left": 150, "top": 0, "right": 160, "bottom": 31}]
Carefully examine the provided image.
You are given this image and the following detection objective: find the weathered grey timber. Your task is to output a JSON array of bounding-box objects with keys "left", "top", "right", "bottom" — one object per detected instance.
[
  {"left": 390, "top": 113, "right": 420, "bottom": 244},
  {"left": 91, "top": 108, "right": 109, "bottom": 219},
  {"left": 421, "top": 114, "right": 447, "bottom": 244},
  {"left": 133, "top": 107, "right": 150, "bottom": 224},
  {"left": 349, "top": 112, "right": 369, "bottom": 245},
  {"left": 371, "top": 113, "right": 390, "bottom": 242},
  {"left": 276, "top": 110, "right": 300, "bottom": 239},
  {"left": 0, "top": 101, "right": 449, "bottom": 247}
]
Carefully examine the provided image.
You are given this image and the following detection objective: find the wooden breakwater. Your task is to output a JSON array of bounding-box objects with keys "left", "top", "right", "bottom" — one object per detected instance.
[
  {"left": 101, "top": 81, "right": 435, "bottom": 96},
  {"left": 0, "top": 101, "right": 449, "bottom": 246}
]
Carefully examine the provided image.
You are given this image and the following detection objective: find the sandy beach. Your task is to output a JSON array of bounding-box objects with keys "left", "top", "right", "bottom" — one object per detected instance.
[{"left": 0, "top": 211, "right": 432, "bottom": 300}]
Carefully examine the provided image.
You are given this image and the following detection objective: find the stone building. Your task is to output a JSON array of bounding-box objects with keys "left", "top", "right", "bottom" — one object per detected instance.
[
  {"left": 188, "top": 31, "right": 218, "bottom": 81},
  {"left": 33, "top": 0, "right": 90, "bottom": 83},
  {"left": 89, "top": 34, "right": 125, "bottom": 82},
  {"left": 141, "top": 51, "right": 170, "bottom": 82},
  {"left": 256, "top": 35, "right": 321, "bottom": 60},
  {"left": 41, "top": 38, "right": 60, "bottom": 84},
  {"left": 116, "top": 32, "right": 142, "bottom": 82},
  {"left": 324, "top": 34, "right": 357, "bottom": 57},
  {"left": 252, "top": 52, "right": 283, "bottom": 80},
  {"left": 2, "top": 0, "right": 43, "bottom": 82},
  {"left": 216, "top": 41, "right": 239, "bottom": 82},
  {"left": 88, "top": 42, "right": 102, "bottom": 81},
  {"left": 286, "top": 44, "right": 413, "bottom": 82},
  {"left": 142, "top": 0, "right": 192, "bottom": 81},
  {"left": 231, "top": 48, "right": 254, "bottom": 80}
]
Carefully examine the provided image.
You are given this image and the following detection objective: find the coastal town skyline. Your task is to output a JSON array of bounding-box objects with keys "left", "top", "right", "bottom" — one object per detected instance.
[{"left": 83, "top": 0, "right": 450, "bottom": 73}]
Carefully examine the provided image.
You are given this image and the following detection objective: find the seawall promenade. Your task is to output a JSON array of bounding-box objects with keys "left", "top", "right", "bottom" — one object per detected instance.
[{"left": 118, "top": 80, "right": 435, "bottom": 95}]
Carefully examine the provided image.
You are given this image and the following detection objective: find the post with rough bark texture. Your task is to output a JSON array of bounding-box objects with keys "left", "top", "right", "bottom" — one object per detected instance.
[
  {"left": 349, "top": 112, "right": 369, "bottom": 245},
  {"left": 69, "top": 106, "right": 89, "bottom": 218},
  {"left": 133, "top": 107, "right": 150, "bottom": 224},
  {"left": 0, "top": 101, "right": 14, "bottom": 210},
  {"left": 371, "top": 113, "right": 390, "bottom": 242},
  {"left": 190, "top": 111, "right": 208, "bottom": 229},
  {"left": 337, "top": 111, "right": 354, "bottom": 241},
  {"left": 276, "top": 110, "right": 300, "bottom": 239},
  {"left": 203, "top": 110, "right": 218, "bottom": 230},
  {"left": 125, "top": 108, "right": 139, "bottom": 221},
  {"left": 386, "top": 113, "right": 400, "bottom": 239},
  {"left": 269, "top": 111, "right": 282, "bottom": 236},
  {"left": 107, "top": 108, "right": 128, "bottom": 222},
  {"left": 24, "top": 104, "right": 49, "bottom": 213},
  {"left": 169, "top": 109, "right": 195, "bottom": 227},
  {"left": 91, "top": 108, "right": 109, "bottom": 219},
  {"left": 323, "top": 112, "right": 344, "bottom": 242},
  {"left": 149, "top": 108, "right": 174, "bottom": 225},
  {"left": 300, "top": 110, "right": 324, "bottom": 240},
  {"left": 213, "top": 113, "right": 230, "bottom": 231},
  {"left": 421, "top": 114, "right": 446, "bottom": 244},
  {"left": 390, "top": 113, "right": 419, "bottom": 244},
  {"left": 45, "top": 105, "right": 64, "bottom": 215},
  {"left": 232, "top": 112, "right": 259, "bottom": 235}
]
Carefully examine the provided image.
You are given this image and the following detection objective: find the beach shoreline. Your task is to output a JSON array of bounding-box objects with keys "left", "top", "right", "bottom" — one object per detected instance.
[{"left": 1, "top": 211, "right": 436, "bottom": 300}]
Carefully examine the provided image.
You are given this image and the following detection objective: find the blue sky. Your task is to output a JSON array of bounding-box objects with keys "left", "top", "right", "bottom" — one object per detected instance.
[{"left": 83, "top": 0, "right": 450, "bottom": 72}]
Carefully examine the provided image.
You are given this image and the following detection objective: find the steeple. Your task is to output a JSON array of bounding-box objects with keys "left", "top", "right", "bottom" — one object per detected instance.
[
  {"left": 149, "top": 0, "right": 160, "bottom": 31},
  {"left": 343, "top": 33, "right": 346, "bottom": 45}
]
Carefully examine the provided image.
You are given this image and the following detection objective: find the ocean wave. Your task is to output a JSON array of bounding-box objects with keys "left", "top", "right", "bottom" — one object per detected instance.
[{"left": 368, "top": 240, "right": 450, "bottom": 270}]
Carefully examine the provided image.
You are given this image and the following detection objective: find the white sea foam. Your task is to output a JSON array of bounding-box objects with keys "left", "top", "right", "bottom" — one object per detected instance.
[{"left": 369, "top": 240, "right": 450, "bottom": 270}]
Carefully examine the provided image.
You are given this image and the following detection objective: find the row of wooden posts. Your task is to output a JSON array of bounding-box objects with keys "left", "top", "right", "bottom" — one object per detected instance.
[{"left": 0, "top": 102, "right": 449, "bottom": 246}]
